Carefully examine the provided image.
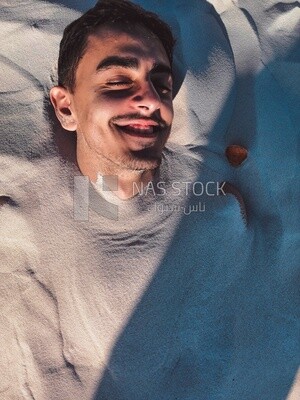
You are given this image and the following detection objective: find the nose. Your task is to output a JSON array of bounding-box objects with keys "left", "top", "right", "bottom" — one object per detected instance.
[{"left": 131, "top": 80, "right": 161, "bottom": 114}]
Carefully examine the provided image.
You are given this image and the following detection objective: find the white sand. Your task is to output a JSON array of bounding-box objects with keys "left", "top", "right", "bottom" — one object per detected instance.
[{"left": 0, "top": 0, "right": 299, "bottom": 399}]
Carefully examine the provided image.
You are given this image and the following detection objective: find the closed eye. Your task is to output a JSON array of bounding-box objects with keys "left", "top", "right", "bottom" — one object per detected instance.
[
  {"left": 153, "top": 83, "right": 172, "bottom": 95},
  {"left": 159, "top": 86, "right": 172, "bottom": 94},
  {"left": 106, "top": 81, "right": 133, "bottom": 86},
  {"left": 152, "top": 76, "right": 172, "bottom": 95}
]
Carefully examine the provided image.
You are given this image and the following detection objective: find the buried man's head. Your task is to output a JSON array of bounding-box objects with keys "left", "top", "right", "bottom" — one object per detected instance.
[{"left": 50, "top": 0, "right": 175, "bottom": 179}]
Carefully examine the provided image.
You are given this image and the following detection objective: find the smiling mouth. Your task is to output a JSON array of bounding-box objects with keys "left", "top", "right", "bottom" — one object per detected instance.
[
  {"left": 114, "top": 122, "right": 162, "bottom": 138},
  {"left": 117, "top": 125, "right": 158, "bottom": 137}
]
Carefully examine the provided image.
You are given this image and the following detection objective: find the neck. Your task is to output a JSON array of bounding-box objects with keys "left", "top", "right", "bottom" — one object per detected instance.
[
  {"left": 77, "top": 148, "right": 157, "bottom": 200},
  {"left": 104, "top": 169, "right": 155, "bottom": 200}
]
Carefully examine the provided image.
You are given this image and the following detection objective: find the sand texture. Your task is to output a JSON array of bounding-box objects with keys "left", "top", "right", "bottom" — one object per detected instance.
[{"left": 0, "top": 0, "right": 299, "bottom": 399}]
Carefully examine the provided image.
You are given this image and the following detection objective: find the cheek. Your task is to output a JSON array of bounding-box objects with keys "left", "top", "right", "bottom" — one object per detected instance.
[
  {"left": 162, "top": 100, "right": 174, "bottom": 124},
  {"left": 88, "top": 96, "right": 131, "bottom": 121},
  {"left": 76, "top": 103, "right": 108, "bottom": 128}
]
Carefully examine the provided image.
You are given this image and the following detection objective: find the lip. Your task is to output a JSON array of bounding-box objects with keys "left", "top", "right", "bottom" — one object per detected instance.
[
  {"left": 114, "top": 119, "right": 160, "bottom": 128},
  {"left": 113, "top": 120, "right": 162, "bottom": 139}
]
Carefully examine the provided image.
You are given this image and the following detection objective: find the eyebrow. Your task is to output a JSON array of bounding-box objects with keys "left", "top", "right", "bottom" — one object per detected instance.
[
  {"left": 96, "top": 56, "right": 139, "bottom": 71},
  {"left": 96, "top": 56, "right": 172, "bottom": 75}
]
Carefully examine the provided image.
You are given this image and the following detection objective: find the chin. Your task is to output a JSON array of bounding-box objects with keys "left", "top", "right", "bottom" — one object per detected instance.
[
  {"left": 125, "top": 156, "right": 161, "bottom": 171},
  {"left": 122, "top": 148, "right": 163, "bottom": 171}
]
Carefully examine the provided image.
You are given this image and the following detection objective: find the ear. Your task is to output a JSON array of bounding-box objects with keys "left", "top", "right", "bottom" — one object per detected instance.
[{"left": 50, "top": 86, "right": 78, "bottom": 131}]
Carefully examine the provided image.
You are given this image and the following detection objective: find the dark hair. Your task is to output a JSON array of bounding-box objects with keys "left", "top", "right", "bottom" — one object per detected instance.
[{"left": 58, "top": 0, "right": 175, "bottom": 92}]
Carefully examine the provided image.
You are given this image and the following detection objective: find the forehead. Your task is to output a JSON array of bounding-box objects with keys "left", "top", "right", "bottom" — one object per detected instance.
[{"left": 81, "top": 24, "right": 169, "bottom": 68}]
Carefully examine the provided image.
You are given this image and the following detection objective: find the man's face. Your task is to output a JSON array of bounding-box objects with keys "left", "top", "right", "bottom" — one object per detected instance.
[{"left": 68, "top": 24, "right": 173, "bottom": 171}]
